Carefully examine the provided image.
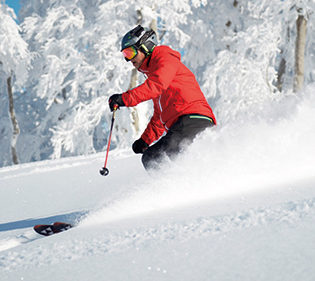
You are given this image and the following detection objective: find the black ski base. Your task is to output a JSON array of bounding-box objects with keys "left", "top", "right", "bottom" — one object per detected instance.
[{"left": 33, "top": 222, "right": 73, "bottom": 236}]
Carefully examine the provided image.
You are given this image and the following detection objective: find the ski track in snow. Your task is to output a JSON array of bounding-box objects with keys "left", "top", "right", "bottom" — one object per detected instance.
[
  {"left": 0, "top": 230, "right": 41, "bottom": 252},
  {"left": 1, "top": 196, "right": 315, "bottom": 271}
]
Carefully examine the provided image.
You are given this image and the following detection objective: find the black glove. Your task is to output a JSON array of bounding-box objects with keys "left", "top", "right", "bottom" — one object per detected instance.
[
  {"left": 132, "top": 138, "right": 149, "bottom": 154},
  {"left": 108, "top": 94, "right": 125, "bottom": 111}
]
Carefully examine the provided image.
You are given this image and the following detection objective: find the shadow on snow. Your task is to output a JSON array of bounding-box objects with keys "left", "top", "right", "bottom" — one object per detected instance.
[{"left": 0, "top": 211, "right": 88, "bottom": 232}]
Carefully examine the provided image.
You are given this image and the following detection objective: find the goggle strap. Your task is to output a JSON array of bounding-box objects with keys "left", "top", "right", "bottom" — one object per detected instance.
[{"left": 141, "top": 44, "right": 149, "bottom": 53}]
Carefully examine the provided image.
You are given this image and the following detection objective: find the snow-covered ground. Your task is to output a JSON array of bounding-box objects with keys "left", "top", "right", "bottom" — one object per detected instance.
[{"left": 1, "top": 86, "right": 315, "bottom": 281}]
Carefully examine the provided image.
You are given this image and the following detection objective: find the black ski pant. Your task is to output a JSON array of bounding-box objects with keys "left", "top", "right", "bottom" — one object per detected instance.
[{"left": 141, "top": 114, "right": 214, "bottom": 170}]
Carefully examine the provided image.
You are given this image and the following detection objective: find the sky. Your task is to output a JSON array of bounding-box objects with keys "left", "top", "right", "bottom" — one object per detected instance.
[{"left": 5, "top": 0, "right": 20, "bottom": 16}]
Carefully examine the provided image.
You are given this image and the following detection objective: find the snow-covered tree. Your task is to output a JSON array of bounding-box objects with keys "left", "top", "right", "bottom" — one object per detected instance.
[
  {"left": 199, "top": 0, "right": 315, "bottom": 125},
  {"left": 0, "top": 2, "right": 29, "bottom": 166},
  {"left": 19, "top": 0, "right": 106, "bottom": 160},
  {"left": 0, "top": 0, "right": 314, "bottom": 167}
]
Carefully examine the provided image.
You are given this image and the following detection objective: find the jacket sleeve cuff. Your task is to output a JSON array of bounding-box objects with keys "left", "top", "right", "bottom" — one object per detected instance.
[{"left": 141, "top": 134, "right": 152, "bottom": 146}]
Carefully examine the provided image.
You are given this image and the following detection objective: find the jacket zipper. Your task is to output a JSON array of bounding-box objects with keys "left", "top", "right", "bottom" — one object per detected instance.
[
  {"left": 159, "top": 95, "right": 168, "bottom": 129},
  {"left": 158, "top": 95, "right": 163, "bottom": 118}
]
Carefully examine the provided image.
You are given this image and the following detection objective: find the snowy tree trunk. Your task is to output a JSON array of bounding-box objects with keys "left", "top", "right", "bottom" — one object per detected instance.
[
  {"left": 129, "top": 68, "right": 140, "bottom": 134},
  {"left": 277, "top": 26, "right": 290, "bottom": 93},
  {"left": 128, "top": 9, "right": 143, "bottom": 135},
  {"left": 276, "top": 54, "right": 286, "bottom": 92},
  {"left": 7, "top": 76, "right": 20, "bottom": 165},
  {"left": 150, "top": 18, "right": 157, "bottom": 32},
  {"left": 294, "top": 14, "right": 307, "bottom": 93}
]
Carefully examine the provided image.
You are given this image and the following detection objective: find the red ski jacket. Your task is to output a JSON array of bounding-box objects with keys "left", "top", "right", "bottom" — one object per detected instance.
[{"left": 122, "top": 45, "right": 216, "bottom": 145}]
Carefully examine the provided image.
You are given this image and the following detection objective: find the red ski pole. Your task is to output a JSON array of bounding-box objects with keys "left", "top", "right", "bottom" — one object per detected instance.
[{"left": 100, "top": 105, "right": 118, "bottom": 176}]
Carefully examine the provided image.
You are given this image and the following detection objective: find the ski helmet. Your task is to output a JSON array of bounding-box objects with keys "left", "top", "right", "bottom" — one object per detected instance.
[{"left": 121, "top": 25, "right": 158, "bottom": 56}]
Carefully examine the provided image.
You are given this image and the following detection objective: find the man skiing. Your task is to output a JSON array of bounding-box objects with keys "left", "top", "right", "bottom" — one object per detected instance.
[{"left": 109, "top": 25, "right": 216, "bottom": 170}]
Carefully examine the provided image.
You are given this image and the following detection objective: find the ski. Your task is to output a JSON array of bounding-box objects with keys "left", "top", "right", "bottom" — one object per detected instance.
[{"left": 33, "top": 222, "right": 73, "bottom": 236}]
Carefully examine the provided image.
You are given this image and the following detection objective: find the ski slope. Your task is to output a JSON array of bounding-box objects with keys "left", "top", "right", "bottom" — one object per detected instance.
[{"left": 1, "top": 88, "right": 315, "bottom": 281}]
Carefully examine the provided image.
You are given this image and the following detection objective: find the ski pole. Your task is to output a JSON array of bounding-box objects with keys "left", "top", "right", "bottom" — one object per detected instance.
[{"left": 99, "top": 105, "right": 118, "bottom": 176}]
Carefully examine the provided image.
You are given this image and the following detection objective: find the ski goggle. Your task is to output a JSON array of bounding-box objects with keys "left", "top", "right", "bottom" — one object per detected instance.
[{"left": 122, "top": 46, "right": 138, "bottom": 61}]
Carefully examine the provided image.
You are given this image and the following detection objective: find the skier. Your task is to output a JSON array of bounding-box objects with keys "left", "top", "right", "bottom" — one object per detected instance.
[{"left": 109, "top": 25, "right": 216, "bottom": 170}]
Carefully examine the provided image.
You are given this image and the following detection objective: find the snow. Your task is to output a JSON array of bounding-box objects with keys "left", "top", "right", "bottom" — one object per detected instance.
[{"left": 1, "top": 85, "right": 315, "bottom": 280}]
